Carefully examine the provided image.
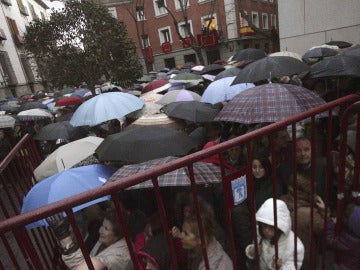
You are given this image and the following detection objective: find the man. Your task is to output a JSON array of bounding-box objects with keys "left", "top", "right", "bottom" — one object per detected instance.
[{"left": 278, "top": 137, "right": 327, "bottom": 198}]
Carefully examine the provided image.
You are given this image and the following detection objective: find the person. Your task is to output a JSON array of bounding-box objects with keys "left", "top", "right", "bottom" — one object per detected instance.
[
  {"left": 0, "top": 129, "right": 12, "bottom": 161},
  {"left": 326, "top": 203, "right": 360, "bottom": 270},
  {"left": 280, "top": 174, "right": 328, "bottom": 269},
  {"left": 172, "top": 212, "right": 233, "bottom": 270},
  {"left": 278, "top": 136, "right": 327, "bottom": 198},
  {"left": 138, "top": 232, "right": 171, "bottom": 270},
  {"left": 47, "top": 209, "right": 133, "bottom": 270},
  {"left": 231, "top": 155, "right": 282, "bottom": 269},
  {"left": 225, "top": 135, "right": 246, "bottom": 171},
  {"left": 245, "top": 198, "right": 304, "bottom": 270}
]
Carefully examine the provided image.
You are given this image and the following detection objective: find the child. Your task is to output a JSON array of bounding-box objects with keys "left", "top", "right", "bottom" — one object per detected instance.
[{"left": 246, "top": 198, "right": 304, "bottom": 269}]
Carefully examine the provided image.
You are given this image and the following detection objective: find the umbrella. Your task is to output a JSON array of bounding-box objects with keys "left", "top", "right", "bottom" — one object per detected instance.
[
  {"left": 0, "top": 115, "right": 16, "bottom": 128},
  {"left": 19, "top": 101, "right": 48, "bottom": 111},
  {"left": 127, "top": 113, "right": 185, "bottom": 130},
  {"left": 302, "top": 47, "right": 339, "bottom": 63},
  {"left": 200, "top": 77, "right": 255, "bottom": 104},
  {"left": 183, "top": 61, "right": 196, "bottom": 69},
  {"left": 231, "top": 56, "right": 310, "bottom": 84},
  {"left": 33, "top": 136, "right": 103, "bottom": 181},
  {"left": 156, "top": 89, "right": 201, "bottom": 105},
  {"left": 309, "top": 54, "right": 360, "bottom": 79},
  {"left": 200, "top": 64, "right": 225, "bottom": 75},
  {"left": 142, "top": 79, "right": 170, "bottom": 94},
  {"left": 108, "top": 156, "right": 223, "bottom": 189},
  {"left": 70, "top": 92, "right": 144, "bottom": 127},
  {"left": 269, "top": 51, "right": 303, "bottom": 61},
  {"left": 0, "top": 103, "right": 19, "bottom": 113},
  {"left": 55, "top": 96, "right": 83, "bottom": 107},
  {"left": 21, "top": 164, "right": 117, "bottom": 229},
  {"left": 325, "top": 41, "right": 352, "bottom": 49},
  {"left": 33, "top": 121, "right": 77, "bottom": 141},
  {"left": 127, "top": 102, "right": 163, "bottom": 119},
  {"left": 342, "top": 45, "right": 360, "bottom": 58},
  {"left": 137, "top": 75, "right": 153, "bottom": 83},
  {"left": 169, "top": 73, "right": 203, "bottom": 84},
  {"left": 140, "top": 92, "right": 164, "bottom": 103},
  {"left": 161, "top": 101, "right": 221, "bottom": 123},
  {"left": 71, "top": 88, "right": 92, "bottom": 98},
  {"left": 214, "top": 67, "right": 241, "bottom": 81},
  {"left": 95, "top": 126, "right": 196, "bottom": 163},
  {"left": 215, "top": 83, "right": 327, "bottom": 124},
  {"left": 232, "top": 48, "right": 267, "bottom": 62},
  {"left": 17, "top": 108, "right": 53, "bottom": 121},
  {"left": 60, "top": 87, "right": 74, "bottom": 95}
]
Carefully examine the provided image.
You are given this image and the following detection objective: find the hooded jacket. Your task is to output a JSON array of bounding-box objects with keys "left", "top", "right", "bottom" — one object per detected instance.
[{"left": 246, "top": 198, "right": 304, "bottom": 270}]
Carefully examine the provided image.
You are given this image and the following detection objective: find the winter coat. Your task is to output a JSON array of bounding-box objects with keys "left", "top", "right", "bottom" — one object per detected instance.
[
  {"left": 62, "top": 238, "right": 133, "bottom": 270},
  {"left": 326, "top": 220, "right": 360, "bottom": 270},
  {"left": 197, "top": 238, "right": 233, "bottom": 270},
  {"left": 246, "top": 199, "right": 304, "bottom": 270}
]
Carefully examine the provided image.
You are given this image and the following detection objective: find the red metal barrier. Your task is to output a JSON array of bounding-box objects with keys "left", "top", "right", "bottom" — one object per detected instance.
[{"left": 0, "top": 94, "right": 359, "bottom": 270}]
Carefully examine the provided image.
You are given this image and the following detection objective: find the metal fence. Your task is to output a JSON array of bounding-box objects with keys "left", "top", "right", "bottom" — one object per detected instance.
[{"left": 0, "top": 94, "right": 359, "bottom": 270}]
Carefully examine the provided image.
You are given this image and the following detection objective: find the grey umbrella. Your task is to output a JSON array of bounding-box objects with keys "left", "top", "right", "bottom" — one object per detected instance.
[
  {"left": 34, "top": 121, "right": 78, "bottom": 141},
  {"left": 95, "top": 126, "right": 196, "bottom": 163},
  {"left": 231, "top": 56, "right": 310, "bottom": 84},
  {"left": 214, "top": 67, "right": 241, "bottom": 81}
]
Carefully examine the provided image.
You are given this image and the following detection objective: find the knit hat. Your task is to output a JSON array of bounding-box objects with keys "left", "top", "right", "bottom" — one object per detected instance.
[{"left": 348, "top": 206, "right": 360, "bottom": 238}]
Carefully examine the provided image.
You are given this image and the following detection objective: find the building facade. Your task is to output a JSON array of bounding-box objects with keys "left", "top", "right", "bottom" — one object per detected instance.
[
  {"left": 97, "top": 0, "right": 278, "bottom": 72},
  {"left": 0, "top": 0, "right": 48, "bottom": 100},
  {"left": 278, "top": 0, "right": 360, "bottom": 54}
]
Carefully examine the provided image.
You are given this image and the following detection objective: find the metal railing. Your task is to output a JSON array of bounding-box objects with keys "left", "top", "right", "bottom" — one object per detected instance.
[{"left": 0, "top": 94, "right": 359, "bottom": 270}]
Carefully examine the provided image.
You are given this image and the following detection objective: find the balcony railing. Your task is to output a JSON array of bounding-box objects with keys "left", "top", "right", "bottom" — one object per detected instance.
[
  {"left": 196, "top": 31, "right": 219, "bottom": 48},
  {"left": 161, "top": 41, "right": 172, "bottom": 53}
]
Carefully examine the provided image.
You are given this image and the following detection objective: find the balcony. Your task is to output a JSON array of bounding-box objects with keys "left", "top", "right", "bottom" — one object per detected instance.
[
  {"left": 161, "top": 42, "right": 172, "bottom": 53},
  {"left": 196, "top": 31, "right": 219, "bottom": 48},
  {"left": 182, "top": 36, "right": 193, "bottom": 48}
]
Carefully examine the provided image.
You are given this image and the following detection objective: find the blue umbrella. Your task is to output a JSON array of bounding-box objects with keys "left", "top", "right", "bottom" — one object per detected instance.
[
  {"left": 21, "top": 164, "right": 117, "bottom": 229},
  {"left": 70, "top": 92, "right": 144, "bottom": 126},
  {"left": 200, "top": 76, "right": 255, "bottom": 104}
]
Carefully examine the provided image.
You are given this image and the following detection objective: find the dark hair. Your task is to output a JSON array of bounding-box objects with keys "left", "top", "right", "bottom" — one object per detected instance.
[
  {"left": 252, "top": 154, "right": 272, "bottom": 178},
  {"left": 104, "top": 207, "right": 128, "bottom": 239},
  {"left": 145, "top": 212, "right": 163, "bottom": 237},
  {"left": 258, "top": 222, "right": 283, "bottom": 245}
]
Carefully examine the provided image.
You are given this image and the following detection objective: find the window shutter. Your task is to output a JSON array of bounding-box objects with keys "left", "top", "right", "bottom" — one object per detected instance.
[{"left": 0, "top": 51, "right": 18, "bottom": 85}]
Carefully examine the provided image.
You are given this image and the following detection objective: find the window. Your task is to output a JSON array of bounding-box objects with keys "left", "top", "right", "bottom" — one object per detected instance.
[
  {"left": 16, "top": 0, "right": 29, "bottom": 16},
  {"left": 108, "top": 7, "right": 117, "bottom": 19},
  {"left": 28, "top": 3, "right": 38, "bottom": 20},
  {"left": 201, "top": 15, "right": 217, "bottom": 32},
  {"left": 174, "top": 0, "right": 189, "bottom": 10},
  {"left": 239, "top": 11, "right": 249, "bottom": 27},
  {"left": 164, "top": 57, "right": 176, "bottom": 69},
  {"left": 158, "top": 26, "right": 172, "bottom": 44},
  {"left": 0, "top": 51, "right": 18, "bottom": 85},
  {"left": 153, "top": 0, "right": 168, "bottom": 17},
  {"left": 178, "top": 20, "right": 193, "bottom": 38},
  {"left": 251, "top": 12, "right": 259, "bottom": 28},
  {"left": 271, "top": 14, "right": 277, "bottom": 29},
  {"left": 136, "top": 6, "right": 145, "bottom": 21},
  {"left": 262, "top": 13, "right": 268, "bottom": 29}
]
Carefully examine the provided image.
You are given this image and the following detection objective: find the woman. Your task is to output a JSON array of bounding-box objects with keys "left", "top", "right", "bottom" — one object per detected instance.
[
  {"left": 48, "top": 209, "right": 133, "bottom": 270},
  {"left": 246, "top": 198, "right": 304, "bottom": 270},
  {"left": 173, "top": 212, "right": 233, "bottom": 270}
]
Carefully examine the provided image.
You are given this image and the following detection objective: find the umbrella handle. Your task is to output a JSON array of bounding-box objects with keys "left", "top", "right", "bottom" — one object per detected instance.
[{"left": 61, "top": 158, "right": 65, "bottom": 169}]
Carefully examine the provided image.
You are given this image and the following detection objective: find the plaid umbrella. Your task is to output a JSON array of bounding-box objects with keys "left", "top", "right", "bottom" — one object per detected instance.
[
  {"left": 108, "top": 156, "right": 222, "bottom": 189},
  {"left": 215, "top": 83, "right": 327, "bottom": 124}
]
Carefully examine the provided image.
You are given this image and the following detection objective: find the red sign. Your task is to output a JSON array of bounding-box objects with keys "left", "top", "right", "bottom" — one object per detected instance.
[
  {"left": 196, "top": 31, "right": 219, "bottom": 48},
  {"left": 182, "top": 36, "right": 193, "bottom": 48},
  {"left": 161, "top": 42, "right": 172, "bottom": 53}
]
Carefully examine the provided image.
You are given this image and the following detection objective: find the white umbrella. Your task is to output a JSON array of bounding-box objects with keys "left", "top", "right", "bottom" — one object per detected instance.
[
  {"left": 17, "top": 109, "right": 53, "bottom": 121},
  {"left": 33, "top": 136, "right": 103, "bottom": 181},
  {"left": 0, "top": 115, "right": 16, "bottom": 128}
]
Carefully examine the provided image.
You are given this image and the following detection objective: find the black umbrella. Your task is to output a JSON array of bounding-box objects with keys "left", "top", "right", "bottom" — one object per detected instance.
[
  {"left": 161, "top": 101, "right": 222, "bottom": 123},
  {"left": 95, "top": 126, "right": 196, "bottom": 163},
  {"left": 34, "top": 121, "right": 78, "bottom": 141},
  {"left": 232, "top": 48, "right": 267, "bottom": 62},
  {"left": 325, "top": 41, "right": 352, "bottom": 49},
  {"left": 214, "top": 67, "right": 241, "bottom": 81},
  {"left": 309, "top": 54, "right": 360, "bottom": 79},
  {"left": 19, "top": 101, "right": 48, "bottom": 112},
  {"left": 302, "top": 47, "right": 339, "bottom": 63},
  {"left": 231, "top": 56, "right": 310, "bottom": 84},
  {"left": 200, "top": 64, "right": 225, "bottom": 75},
  {"left": 342, "top": 45, "right": 360, "bottom": 58}
]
